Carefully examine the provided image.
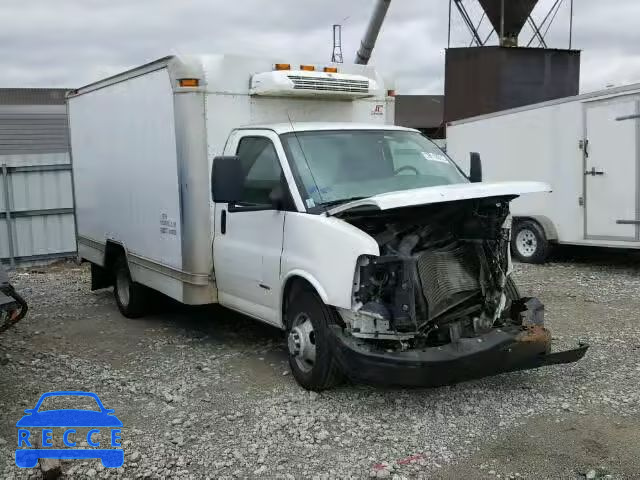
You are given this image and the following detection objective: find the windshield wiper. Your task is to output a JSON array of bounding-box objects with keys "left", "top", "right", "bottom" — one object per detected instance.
[{"left": 319, "top": 196, "right": 367, "bottom": 209}]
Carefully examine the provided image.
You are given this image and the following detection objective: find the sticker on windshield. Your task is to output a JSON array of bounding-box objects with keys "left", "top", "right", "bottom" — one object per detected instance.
[
  {"left": 421, "top": 152, "right": 449, "bottom": 164},
  {"left": 305, "top": 198, "right": 316, "bottom": 208}
]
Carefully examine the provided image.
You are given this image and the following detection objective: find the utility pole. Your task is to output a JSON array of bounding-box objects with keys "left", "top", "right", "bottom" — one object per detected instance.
[
  {"left": 569, "top": 0, "right": 574, "bottom": 49},
  {"left": 447, "top": 0, "right": 452, "bottom": 48},
  {"left": 500, "top": 0, "right": 505, "bottom": 46}
]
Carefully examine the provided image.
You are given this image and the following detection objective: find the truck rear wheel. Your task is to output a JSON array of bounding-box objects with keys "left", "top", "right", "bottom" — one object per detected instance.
[
  {"left": 512, "top": 220, "right": 550, "bottom": 264},
  {"left": 113, "top": 257, "right": 147, "bottom": 318},
  {"left": 286, "top": 291, "right": 344, "bottom": 391}
]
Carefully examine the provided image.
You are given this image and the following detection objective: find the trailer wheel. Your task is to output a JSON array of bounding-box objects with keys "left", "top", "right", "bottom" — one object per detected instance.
[
  {"left": 286, "top": 290, "right": 344, "bottom": 391},
  {"left": 113, "top": 257, "right": 147, "bottom": 318},
  {"left": 512, "top": 220, "right": 550, "bottom": 264}
]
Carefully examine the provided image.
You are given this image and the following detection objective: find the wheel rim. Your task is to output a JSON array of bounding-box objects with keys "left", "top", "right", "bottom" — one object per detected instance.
[
  {"left": 516, "top": 228, "right": 538, "bottom": 257},
  {"left": 116, "top": 268, "right": 130, "bottom": 307},
  {"left": 287, "top": 313, "right": 316, "bottom": 373}
]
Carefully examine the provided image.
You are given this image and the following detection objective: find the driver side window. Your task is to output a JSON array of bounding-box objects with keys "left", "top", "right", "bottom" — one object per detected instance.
[{"left": 236, "top": 137, "right": 282, "bottom": 205}]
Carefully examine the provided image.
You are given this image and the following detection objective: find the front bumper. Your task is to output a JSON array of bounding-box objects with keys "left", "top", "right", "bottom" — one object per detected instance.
[{"left": 328, "top": 325, "right": 588, "bottom": 388}]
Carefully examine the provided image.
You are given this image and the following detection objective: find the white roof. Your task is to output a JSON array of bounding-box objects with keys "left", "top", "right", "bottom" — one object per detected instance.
[
  {"left": 449, "top": 81, "right": 640, "bottom": 126},
  {"left": 235, "top": 122, "right": 417, "bottom": 135}
]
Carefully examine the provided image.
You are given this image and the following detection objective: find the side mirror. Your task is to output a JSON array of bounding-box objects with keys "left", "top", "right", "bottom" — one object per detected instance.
[
  {"left": 211, "top": 156, "right": 243, "bottom": 203},
  {"left": 269, "top": 186, "right": 284, "bottom": 210},
  {"left": 469, "top": 152, "right": 482, "bottom": 183}
]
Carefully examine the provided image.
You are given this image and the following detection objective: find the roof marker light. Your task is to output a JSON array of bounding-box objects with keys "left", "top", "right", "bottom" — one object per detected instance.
[
  {"left": 275, "top": 63, "right": 291, "bottom": 71},
  {"left": 178, "top": 78, "right": 199, "bottom": 87}
]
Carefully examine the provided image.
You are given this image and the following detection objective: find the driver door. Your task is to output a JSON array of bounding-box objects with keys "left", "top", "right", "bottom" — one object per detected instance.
[{"left": 212, "top": 131, "right": 290, "bottom": 325}]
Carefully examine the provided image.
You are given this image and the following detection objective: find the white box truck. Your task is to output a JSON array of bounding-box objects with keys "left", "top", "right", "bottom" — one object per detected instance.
[
  {"left": 447, "top": 83, "right": 640, "bottom": 264},
  {"left": 68, "top": 54, "right": 586, "bottom": 390}
]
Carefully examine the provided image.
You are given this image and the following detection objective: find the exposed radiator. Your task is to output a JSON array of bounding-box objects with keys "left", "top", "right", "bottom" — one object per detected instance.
[{"left": 416, "top": 245, "right": 480, "bottom": 319}]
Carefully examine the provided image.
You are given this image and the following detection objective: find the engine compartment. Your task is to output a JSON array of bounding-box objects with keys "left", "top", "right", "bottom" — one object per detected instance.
[{"left": 339, "top": 196, "right": 521, "bottom": 349}]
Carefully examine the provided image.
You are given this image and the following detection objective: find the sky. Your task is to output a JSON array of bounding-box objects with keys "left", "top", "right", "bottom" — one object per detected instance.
[{"left": 1, "top": 0, "right": 640, "bottom": 94}]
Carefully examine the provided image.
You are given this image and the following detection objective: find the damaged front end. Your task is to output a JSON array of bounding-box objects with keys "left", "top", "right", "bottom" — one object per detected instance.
[{"left": 333, "top": 196, "right": 587, "bottom": 387}]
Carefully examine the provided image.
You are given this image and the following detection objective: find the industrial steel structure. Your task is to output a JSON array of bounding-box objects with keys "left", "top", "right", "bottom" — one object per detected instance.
[
  {"left": 444, "top": 0, "right": 580, "bottom": 123},
  {"left": 354, "top": 0, "right": 391, "bottom": 65},
  {"left": 332, "top": 24, "right": 344, "bottom": 64},
  {"left": 0, "top": 88, "right": 75, "bottom": 267}
]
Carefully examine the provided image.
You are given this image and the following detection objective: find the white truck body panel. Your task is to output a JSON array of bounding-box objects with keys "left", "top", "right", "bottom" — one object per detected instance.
[
  {"left": 70, "top": 68, "right": 183, "bottom": 270},
  {"left": 69, "top": 54, "right": 395, "bottom": 309},
  {"left": 447, "top": 83, "right": 640, "bottom": 249}
]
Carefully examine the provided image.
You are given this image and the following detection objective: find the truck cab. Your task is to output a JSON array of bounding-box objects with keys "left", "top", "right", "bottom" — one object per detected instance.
[{"left": 209, "top": 123, "right": 588, "bottom": 390}]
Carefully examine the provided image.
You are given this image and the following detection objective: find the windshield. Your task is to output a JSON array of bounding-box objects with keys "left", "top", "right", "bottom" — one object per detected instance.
[{"left": 280, "top": 130, "right": 467, "bottom": 210}]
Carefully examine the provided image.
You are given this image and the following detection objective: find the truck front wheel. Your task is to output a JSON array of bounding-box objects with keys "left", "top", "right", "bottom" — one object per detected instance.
[
  {"left": 113, "top": 257, "right": 147, "bottom": 318},
  {"left": 511, "top": 220, "right": 550, "bottom": 264},
  {"left": 286, "top": 291, "right": 344, "bottom": 391}
]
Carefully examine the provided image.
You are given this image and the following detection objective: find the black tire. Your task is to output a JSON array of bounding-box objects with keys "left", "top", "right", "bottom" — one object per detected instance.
[
  {"left": 113, "top": 257, "right": 147, "bottom": 318},
  {"left": 511, "top": 220, "right": 550, "bottom": 264},
  {"left": 285, "top": 290, "right": 344, "bottom": 391}
]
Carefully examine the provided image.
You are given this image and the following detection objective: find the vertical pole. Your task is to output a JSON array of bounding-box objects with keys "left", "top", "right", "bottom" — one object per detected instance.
[
  {"left": 500, "top": 0, "right": 505, "bottom": 46},
  {"left": 447, "top": 0, "right": 452, "bottom": 48},
  {"left": 569, "top": 0, "right": 574, "bottom": 49},
  {"left": 1, "top": 164, "right": 15, "bottom": 268}
]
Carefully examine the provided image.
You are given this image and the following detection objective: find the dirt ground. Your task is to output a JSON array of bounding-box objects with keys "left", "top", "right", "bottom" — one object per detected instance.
[{"left": 0, "top": 246, "right": 639, "bottom": 479}]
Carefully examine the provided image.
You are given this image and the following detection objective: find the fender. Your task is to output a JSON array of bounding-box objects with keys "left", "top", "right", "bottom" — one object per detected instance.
[
  {"left": 281, "top": 212, "right": 379, "bottom": 311},
  {"left": 281, "top": 270, "right": 330, "bottom": 305},
  {"left": 279, "top": 270, "right": 330, "bottom": 328}
]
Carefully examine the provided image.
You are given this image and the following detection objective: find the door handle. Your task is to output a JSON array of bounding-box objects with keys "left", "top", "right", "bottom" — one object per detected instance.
[
  {"left": 221, "top": 210, "right": 227, "bottom": 234},
  {"left": 580, "top": 138, "right": 589, "bottom": 158},
  {"left": 584, "top": 167, "right": 604, "bottom": 176},
  {"left": 616, "top": 220, "right": 640, "bottom": 225}
]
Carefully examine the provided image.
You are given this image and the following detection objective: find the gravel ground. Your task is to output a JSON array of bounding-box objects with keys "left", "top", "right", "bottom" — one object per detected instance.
[{"left": 0, "top": 248, "right": 639, "bottom": 479}]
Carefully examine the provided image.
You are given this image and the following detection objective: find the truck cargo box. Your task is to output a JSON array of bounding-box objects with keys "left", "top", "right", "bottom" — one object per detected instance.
[{"left": 68, "top": 54, "right": 394, "bottom": 304}]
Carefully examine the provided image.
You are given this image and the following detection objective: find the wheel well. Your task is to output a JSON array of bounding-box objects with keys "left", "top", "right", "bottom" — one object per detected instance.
[{"left": 281, "top": 276, "right": 318, "bottom": 328}]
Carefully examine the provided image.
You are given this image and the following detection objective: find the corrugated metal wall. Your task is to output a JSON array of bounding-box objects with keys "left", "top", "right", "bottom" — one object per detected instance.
[{"left": 0, "top": 89, "right": 76, "bottom": 266}]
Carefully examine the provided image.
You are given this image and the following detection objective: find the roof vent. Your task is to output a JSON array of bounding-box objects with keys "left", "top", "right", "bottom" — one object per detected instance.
[{"left": 250, "top": 70, "right": 378, "bottom": 99}]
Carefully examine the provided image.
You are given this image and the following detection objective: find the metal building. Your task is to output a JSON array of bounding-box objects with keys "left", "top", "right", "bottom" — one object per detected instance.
[
  {"left": 444, "top": 46, "right": 580, "bottom": 123},
  {"left": 0, "top": 88, "right": 76, "bottom": 267},
  {"left": 444, "top": 0, "right": 580, "bottom": 123},
  {"left": 394, "top": 95, "right": 445, "bottom": 138}
]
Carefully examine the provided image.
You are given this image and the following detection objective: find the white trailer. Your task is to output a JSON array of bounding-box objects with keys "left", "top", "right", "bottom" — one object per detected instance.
[
  {"left": 68, "top": 54, "right": 587, "bottom": 390},
  {"left": 447, "top": 83, "right": 640, "bottom": 263}
]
